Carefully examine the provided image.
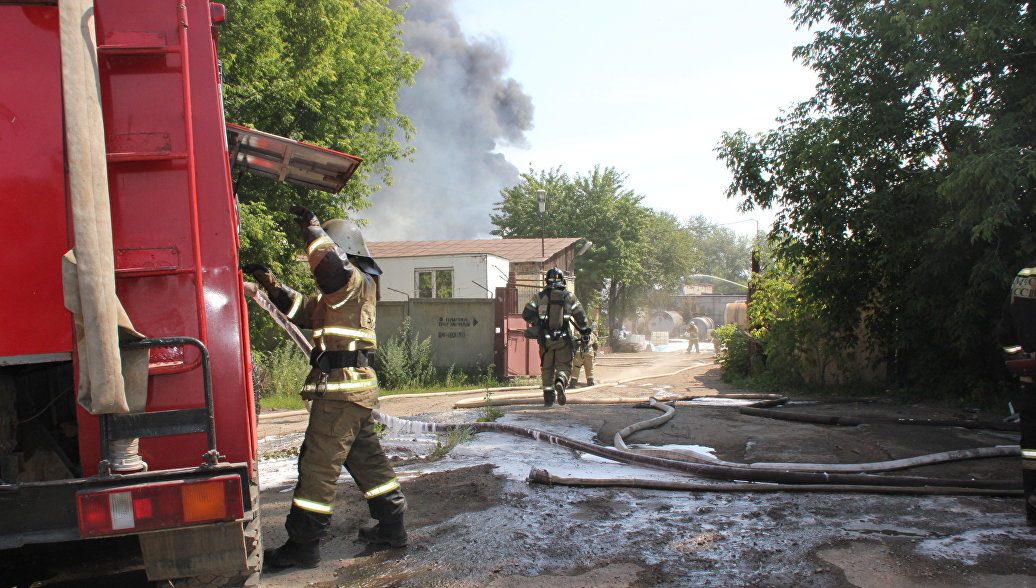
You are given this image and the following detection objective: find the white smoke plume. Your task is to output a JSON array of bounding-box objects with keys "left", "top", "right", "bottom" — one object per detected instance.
[{"left": 361, "top": 0, "right": 534, "bottom": 241}]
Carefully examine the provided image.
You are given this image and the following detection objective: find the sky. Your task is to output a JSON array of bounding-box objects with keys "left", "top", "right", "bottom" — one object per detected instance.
[
  {"left": 363, "top": 0, "right": 819, "bottom": 241},
  {"left": 454, "top": 0, "right": 819, "bottom": 235}
]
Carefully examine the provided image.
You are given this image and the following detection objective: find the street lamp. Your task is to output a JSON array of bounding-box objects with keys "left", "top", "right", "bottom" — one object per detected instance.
[{"left": 537, "top": 189, "right": 546, "bottom": 260}]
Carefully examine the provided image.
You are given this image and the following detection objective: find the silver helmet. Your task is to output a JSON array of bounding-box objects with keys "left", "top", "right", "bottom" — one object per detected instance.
[{"left": 322, "top": 219, "right": 382, "bottom": 275}]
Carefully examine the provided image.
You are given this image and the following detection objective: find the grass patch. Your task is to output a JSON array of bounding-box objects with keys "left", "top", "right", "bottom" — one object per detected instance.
[
  {"left": 430, "top": 426, "right": 475, "bottom": 459},
  {"left": 254, "top": 342, "right": 309, "bottom": 411},
  {"left": 476, "top": 389, "right": 504, "bottom": 422}
]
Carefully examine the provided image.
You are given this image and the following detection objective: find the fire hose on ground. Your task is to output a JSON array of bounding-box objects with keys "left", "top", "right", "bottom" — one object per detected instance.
[
  {"left": 373, "top": 405, "right": 1021, "bottom": 497},
  {"left": 614, "top": 399, "right": 1020, "bottom": 473}
]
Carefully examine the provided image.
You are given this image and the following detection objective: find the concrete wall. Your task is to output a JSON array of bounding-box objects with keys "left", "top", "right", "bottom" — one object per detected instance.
[
  {"left": 376, "top": 254, "right": 510, "bottom": 302},
  {"left": 376, "top": 298, "right": 497, "bottom": 370}
]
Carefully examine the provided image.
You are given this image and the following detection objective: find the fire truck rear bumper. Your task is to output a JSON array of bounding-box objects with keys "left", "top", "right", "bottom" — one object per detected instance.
[{"left": 0, "top": 462, "right": 250, "bottom": 549}]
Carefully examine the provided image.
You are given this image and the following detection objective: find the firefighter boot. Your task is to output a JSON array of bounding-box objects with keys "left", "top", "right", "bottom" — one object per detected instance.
[
  {"left": 587, "top": 377, "right": 596, "bottom": 387},
  {"left": 264, "top": 538, "right": 320, "bottom": 570},
  {"left": 554, "top": 374, "right": 568, "bottom": 406},
  {"left": 266, "top": 503, "right": 329, "bottom": 569},
  {"left": 543, "top": 386, "right": 555, "bottom": 407},
  {"left": 359, "top": 488, "right": 408, "bottom": 548}
]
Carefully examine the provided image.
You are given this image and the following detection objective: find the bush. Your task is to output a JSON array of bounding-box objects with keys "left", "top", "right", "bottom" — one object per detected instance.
[
  {"left": 374, "top": 317, "right": 438, "bottom": 390},
  {"left": 254, "top": 341, "right": 310, "bottom": 410},
  {"left": 713, "top": 323, "right": 751, "bottom": 381}
]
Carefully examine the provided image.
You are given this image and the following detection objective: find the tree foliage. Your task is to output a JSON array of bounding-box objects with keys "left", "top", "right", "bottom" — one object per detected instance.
[
  {"left": 717, "top": 0, "right": 1036, "bottom": 391},
  {"left": 219, "top": 0, "right": 420, "bottom": 349},
  {"left": 491, "top": 167, "right": 644, "bottom": 322},
  {"left": 491, "top": 167, "right": 707, "bottom": 330},
  {"left": 684, "top": 215, "right": 756, "bottom": 294}
]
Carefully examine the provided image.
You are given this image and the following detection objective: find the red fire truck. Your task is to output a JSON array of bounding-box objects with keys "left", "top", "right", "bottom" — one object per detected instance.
[{"left": 0, "top": 1, "right": 361, "bottom": 584}]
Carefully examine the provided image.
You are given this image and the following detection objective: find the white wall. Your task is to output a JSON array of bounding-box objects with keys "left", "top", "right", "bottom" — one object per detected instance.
[{"left": 376, "top": 253, "right": 510, "bottom": 301}]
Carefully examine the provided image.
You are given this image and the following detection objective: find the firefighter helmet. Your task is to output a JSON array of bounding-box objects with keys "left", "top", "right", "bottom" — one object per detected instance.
[
  {"left": 322, "top": 219, "right": 382, "bottom": 275},
  {"left": 545, "top": 267, "right": 566, "bottom": 289}
]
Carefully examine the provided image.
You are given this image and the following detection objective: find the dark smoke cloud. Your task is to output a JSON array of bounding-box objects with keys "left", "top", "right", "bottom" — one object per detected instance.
[{"left": 362, "top": 0, "right": 534, "bottom": 241}]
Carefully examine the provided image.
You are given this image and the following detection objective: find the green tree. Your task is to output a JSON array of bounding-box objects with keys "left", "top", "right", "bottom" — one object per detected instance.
[
  {"left": 219, "top": 0, "right": 420, "bottom": 349},
  {"left": 717, "top": 0, "right": 1036, "bottom": 391},
  {"left": 492, "top": 169, "right": 743, "bottom": 332},
  {"left": 684, "top": 215, "right": 755, "bottom": 294},
  {"left": 491, "top": 166, "right": 651, "bottom": 329},
  {"left": 634, "top": 210, "right": 702, "bottom": 313}
]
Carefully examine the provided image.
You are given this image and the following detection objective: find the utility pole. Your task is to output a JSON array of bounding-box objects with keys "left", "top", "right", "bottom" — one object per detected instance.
[{"left": 537, "top": 189, "right": 546, "bottom": 262}]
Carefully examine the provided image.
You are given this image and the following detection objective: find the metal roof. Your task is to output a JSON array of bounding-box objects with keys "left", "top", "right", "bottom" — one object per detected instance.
[{"left": 367, "top": 238, "right": 581, "bottom": 263}]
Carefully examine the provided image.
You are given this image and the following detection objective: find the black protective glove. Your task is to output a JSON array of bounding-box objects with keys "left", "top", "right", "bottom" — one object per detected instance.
[
  {"left": 289, "top": 205, "right": 321, "bottom": 230},
  {"left": 242, "top": 263, "right": 275, "bottom": 289}
]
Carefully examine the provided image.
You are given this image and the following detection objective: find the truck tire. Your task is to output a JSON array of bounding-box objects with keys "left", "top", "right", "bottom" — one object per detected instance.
[{"left": 169, "top": 481, "right": 263, "bottom": 587}]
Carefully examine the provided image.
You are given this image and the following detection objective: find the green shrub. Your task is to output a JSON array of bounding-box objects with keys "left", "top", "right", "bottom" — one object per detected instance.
[
  {"left": 254, "top": 341, "right": 310, "bottom": 410},
  {"left": 374, "top": 317, "right": 438, "bottom": 390},
  {"left": 714, "top": 323, "right": 751, "bottom": 381}
]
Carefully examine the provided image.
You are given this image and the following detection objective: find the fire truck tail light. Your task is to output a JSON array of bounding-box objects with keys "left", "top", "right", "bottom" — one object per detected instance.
[
  {"left": 77, "top": 476, "right": 243, "bottom": 537},
  {"left": 182, "top": 480, "right": 229, "bottom": 522},
  {"left": 109, "top": 492, "right": 135, "bottom": 530},
  {"left": 133, "top": 496, "right": 154, "bottom": 519}
]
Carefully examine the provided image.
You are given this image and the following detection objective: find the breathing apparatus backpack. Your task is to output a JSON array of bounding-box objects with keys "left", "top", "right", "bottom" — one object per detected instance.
[{"left": 543, "top": 288, "right": 569, "bottom": 341}]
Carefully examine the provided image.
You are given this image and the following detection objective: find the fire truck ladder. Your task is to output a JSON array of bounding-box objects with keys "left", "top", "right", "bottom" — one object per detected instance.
[{"left": 94, "top": 2, "right": 217, "bottom": 476}]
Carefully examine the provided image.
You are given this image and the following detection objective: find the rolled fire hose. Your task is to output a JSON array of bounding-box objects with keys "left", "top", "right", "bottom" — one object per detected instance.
[
  {"left": 250, "top": 291, "right": 1020, "bottom": 494},
  {"left": 615, "top": 399, "right": 1021, "bottom": 473}
]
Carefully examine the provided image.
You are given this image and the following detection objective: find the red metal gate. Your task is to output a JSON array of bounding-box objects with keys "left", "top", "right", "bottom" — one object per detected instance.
[{"left": 494, "top": 274, "right": 540, "bottom": 379}]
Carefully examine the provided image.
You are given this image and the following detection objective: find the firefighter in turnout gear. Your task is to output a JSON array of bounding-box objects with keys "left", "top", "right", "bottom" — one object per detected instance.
[
  {"left": 994, "top": 261, "right": 1036, "bottom": 526},
  {"left": 686, "top": 322, "right": 700, "bottom": 353},
  {"left": 244, "top": 206, "right": 408, "bottom": 570},
  {"left": 522, "top": 267, "right": 591, "bottom": 406},
  {"left": 571, "top": 322, "right": 598, "bottom": 387}
]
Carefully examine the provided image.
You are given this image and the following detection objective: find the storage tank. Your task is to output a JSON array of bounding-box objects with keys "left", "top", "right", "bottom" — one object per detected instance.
[
  {"left": 648, "top": 310, "right": 684, "bottom": 336},
  {"left": 690, "top": 316, "right": 716, "bottom": 342},
  {"left": 724, "top": 302, "right": 748, "bottom": 327}
]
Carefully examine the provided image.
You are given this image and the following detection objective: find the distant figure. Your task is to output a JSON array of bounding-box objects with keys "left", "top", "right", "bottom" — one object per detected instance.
[
  {"left": 523, "top": 267, "right": 590, "bottom": 407},
  {"left": 686, "top": 323, "right": 700, "bottom": 354},
  {"left": 571, "top": 323, "right": 599, "bottom": 387}
]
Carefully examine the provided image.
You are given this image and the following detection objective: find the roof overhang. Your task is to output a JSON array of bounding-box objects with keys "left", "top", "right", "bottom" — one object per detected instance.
[{"left": 226, "top": 123, "right": 363, "bottom": 194}]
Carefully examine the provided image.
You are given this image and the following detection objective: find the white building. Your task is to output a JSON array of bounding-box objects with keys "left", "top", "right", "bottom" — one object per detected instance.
[
  {"left": 368, "top": 238, "right": 583, "bottom": 302},
  {"left": 375, "top": 253, "right": 509, "bottom": 301}
]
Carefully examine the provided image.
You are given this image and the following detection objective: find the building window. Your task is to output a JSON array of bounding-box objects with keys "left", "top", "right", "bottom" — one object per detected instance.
[{"left": 416, "top": 268, "right": 453, "bottom": 298}]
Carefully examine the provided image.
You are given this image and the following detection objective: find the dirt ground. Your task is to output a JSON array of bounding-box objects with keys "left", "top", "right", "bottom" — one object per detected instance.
[{"left": 257, "top": 349, "right": 1036, "bottom": 588}]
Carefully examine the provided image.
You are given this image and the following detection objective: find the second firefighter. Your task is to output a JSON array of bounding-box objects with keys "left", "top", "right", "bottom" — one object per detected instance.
[{"left": 522, "top": 267, "right": 591, "bottom": 406}]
